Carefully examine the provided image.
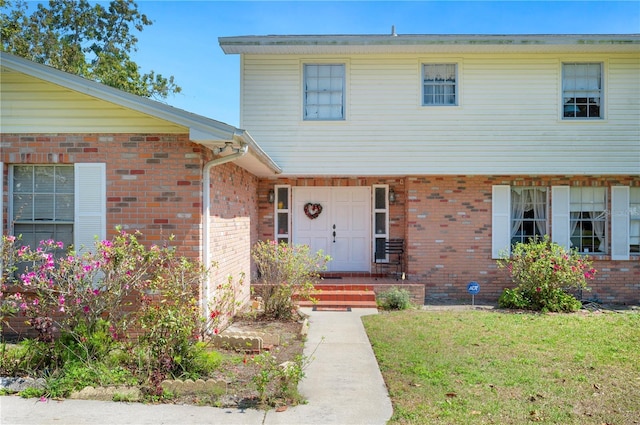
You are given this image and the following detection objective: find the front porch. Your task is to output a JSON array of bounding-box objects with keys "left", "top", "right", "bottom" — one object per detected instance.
[{"left": 299, "top": 274, "right": 426, "bottom": 309}]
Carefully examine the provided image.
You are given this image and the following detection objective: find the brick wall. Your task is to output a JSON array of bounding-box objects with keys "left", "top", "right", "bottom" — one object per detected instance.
[
  {"left": 257, "top": 175, "right": 639, "bottom": 305},
  {"left": 407, "top": 175, "right": 640, "bottom": 304},
  {"left": 206, "top": 161, "right": 259, "bottom": 309},
  {"left": 1, "top": 133, "right": 259, "bottom": 337}
]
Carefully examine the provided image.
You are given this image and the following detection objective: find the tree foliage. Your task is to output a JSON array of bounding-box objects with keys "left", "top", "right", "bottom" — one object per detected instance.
[{"left": 0, "top": 0, "right": 180, "bottom": 99}]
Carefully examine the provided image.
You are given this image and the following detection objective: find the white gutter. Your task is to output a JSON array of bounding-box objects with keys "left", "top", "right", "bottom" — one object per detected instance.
[{"left": 201, "top": 143, "right": 249, "bottom": 321}]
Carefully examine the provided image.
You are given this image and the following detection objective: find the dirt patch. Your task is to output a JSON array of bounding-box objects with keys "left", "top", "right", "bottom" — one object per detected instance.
[{"left": 171, "top": 314, "right": 307, "bottom": 409}]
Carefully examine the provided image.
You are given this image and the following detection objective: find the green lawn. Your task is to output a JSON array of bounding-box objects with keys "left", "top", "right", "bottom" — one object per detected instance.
[{"left": 363, "top": 309, "right": 640, "bottom": 425}]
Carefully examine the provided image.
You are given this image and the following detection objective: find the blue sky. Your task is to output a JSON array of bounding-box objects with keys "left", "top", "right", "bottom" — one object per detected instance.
[{"left": 108, "top": 1, "right": 639, "bottom": 126}]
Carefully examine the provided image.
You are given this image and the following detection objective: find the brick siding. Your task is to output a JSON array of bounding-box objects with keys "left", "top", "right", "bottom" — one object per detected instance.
[
  {"left": 1, "top": 133, "right": 258, "bottom": 337},
  {"left": 259, "top": 175, "right": 640, "bottom": 305}
]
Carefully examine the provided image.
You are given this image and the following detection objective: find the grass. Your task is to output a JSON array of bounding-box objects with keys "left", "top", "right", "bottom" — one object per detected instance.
[{"left": 362, "top": 309, "right": 640, "bottom": 425}]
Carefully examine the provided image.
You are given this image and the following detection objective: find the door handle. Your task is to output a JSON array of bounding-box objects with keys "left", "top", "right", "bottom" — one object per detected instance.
[{"left": 332, "top": 224, "right": 336, "bottom": 243}]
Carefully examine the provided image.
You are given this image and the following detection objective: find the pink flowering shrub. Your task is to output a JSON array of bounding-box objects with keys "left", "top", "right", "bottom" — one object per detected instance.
[
  {"left": 252, "top": 240, "right": 330, "bottom": 320},
  {"left": 498, "top": 235, "right": 595, "bottom": 312},
  {"left": 1, "top": 229, "right": 236, "bottom": 395}
]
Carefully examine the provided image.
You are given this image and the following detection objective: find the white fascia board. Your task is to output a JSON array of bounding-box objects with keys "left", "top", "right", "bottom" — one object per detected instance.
[{"left": 219, "top": 34, "right": 640, "bottom": 55}]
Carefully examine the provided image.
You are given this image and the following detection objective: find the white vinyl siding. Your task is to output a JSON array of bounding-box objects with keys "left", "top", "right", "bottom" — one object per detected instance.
[
  {"left": 74, "top": 163, "right": 106, "bottom": 254},
  {"left": 0, "top": 70, "right": 186, "bottom": 134},
  {"left": 240, "top": 54, "right": 639, "bottom": 176}
]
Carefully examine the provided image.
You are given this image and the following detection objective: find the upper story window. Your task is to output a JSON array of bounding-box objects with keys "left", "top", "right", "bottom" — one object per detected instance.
[
  {"left": 562, "top": 62, "right": 603, "bottom": 119},
  {"left": 422, "top": 63, "right": 457, "bottom": 106},
  {"left": 11, "top": 165, "right": 74, "bottom": 249},
  {"left": 303, "top": 64, "right": 345, "bottom": 120}
]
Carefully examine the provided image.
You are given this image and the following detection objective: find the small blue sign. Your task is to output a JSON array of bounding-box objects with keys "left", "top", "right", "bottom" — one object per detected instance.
[{"left": 467, "top": 281, "right": 480, "bottom": 295}]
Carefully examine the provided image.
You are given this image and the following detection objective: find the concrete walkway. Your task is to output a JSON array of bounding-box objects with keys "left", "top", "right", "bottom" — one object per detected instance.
[{"left": 0, "top": 308, "right": 393, "bottom": 425}]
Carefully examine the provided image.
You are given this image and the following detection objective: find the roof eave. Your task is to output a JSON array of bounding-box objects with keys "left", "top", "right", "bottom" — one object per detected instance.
[{"left": 219, "top": 34, "right": 640, "bottom": 55}]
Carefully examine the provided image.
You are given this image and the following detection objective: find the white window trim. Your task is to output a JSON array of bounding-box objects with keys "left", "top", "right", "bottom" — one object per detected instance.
[
  {"left": 274, "top": 184, "right": 291, "bottom": 243},
  {"left": 372, "top": 184, "right": 390, "bottom": 262}
]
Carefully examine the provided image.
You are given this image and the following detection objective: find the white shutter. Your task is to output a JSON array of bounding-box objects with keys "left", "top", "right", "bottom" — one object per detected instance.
[
  {"left": 492, "top": 185, "right": 511, "bottom": 259},
  {"left": 74, "top": 163, "right": 106, "bottom": 254},
  {"left": 552, "top": 186, "right": 571, "bottom": 250},
  {"left": 611, "top": 186, "right": 630, "bottom": 260}
]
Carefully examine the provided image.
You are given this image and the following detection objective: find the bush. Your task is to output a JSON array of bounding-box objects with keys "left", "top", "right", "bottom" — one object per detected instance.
[
  {"left": 377, "top": 287, "right": 412, "bottom": 310},
  {"left": 498, "top": 236, "right": 595, "bottom": 312},
  {"left": 251, "top": 241, "right": 330, "bottom": 320},
  {"left": 1, "top": 230, "right": 239, "bottom": 397}
]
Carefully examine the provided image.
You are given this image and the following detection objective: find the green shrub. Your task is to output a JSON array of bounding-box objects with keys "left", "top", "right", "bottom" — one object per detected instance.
[
  {"left": 378, "top": 287, "right": 412, "bottom": 310},
  {"left": 498, "top": 235, "right": 595, "bottom": 312},
  {"left": 252, "top": 241, "right": 330, "bottom": 320},
  {"left": 0, "top": 230, "right": 233, "bottom": 398},
  {"left": 251, "top": 350, "right": 308, "bottom": 406}
]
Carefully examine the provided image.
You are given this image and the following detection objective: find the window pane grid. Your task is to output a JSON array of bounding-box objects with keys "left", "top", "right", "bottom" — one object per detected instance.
[
  {"left": 12, "top": 165, "right": 74, "bottom": 224},
  {"left": 423, "top": 63, "right": 457, "bottom": 106},
  {"left": 563, "top": 63, "right": 602, "bottom": 119},
  {"left": 304, "top": 64, "right": 345, "bottom": 120}
]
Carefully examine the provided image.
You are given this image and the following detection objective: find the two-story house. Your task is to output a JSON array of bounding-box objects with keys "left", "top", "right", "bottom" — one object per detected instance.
[{"left": 219, "top": 34, "right": 640, "bottom": 304}]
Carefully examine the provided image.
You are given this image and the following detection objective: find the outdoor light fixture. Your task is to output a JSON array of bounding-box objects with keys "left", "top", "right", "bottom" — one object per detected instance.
[
  {"left": 268, "top": 189, "right": 275, "bottom": 203},
  {"left": 389, "top": 188, "right": 396, "bottom": 203}
]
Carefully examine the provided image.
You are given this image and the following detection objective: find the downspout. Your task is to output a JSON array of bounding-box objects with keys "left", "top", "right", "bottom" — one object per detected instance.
[{"left": 201, "top": 143, "right": 249, "bottom": 322}]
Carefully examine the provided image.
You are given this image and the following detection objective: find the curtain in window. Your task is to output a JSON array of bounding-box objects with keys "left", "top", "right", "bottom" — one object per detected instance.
[
  {"left": 570, "top": 187, "right": 606, "bottom": 252},
  {"left": 511, "top": 188, "right": 547, "bottom": 238},
  {"left": 563, "top": 63, "right": 601, "bottom": 99},
  {"left": 532, "top": 189, "right": 547, "bottom": 235},
  {"left": 590, "top": 211, "right": 605, "bottom": 252},
  {"left": 424, "top": 64, "right": 456, "bottom": 105},
  {"left": 510, "top": 189, "right": 525, "bottom": 238}
]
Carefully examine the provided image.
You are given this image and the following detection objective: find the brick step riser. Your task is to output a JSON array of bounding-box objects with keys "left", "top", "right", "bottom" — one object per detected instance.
[
  {"left": 314, "top": 284, "right": 375, "bottom": 291},
  {"left": 297, "top": 300, "right": 378, "bottom": 308},
  {"left": 310, "top": 293, "right": 375, "bottom": 301},
  {"left": 296, "top": 285, "right": 378, "bottom": 308}
]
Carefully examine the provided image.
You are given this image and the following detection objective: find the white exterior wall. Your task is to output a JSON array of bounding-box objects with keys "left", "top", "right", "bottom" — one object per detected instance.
[
  {"left": 239, "top": 53, "right": 640, "bottom": 176},
  {"left": 1, "top": 69, "right": 187, "bottom": 134}
]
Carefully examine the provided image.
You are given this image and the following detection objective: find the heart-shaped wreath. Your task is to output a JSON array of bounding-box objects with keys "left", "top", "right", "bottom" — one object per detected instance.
[{"left": 304, "top": 203, "right": 323, "bottom": 220}]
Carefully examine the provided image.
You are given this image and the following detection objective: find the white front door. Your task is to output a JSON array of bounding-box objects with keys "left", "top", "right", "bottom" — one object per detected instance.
[{"left": 293, "top": 187, "right": 371, "bottom": 272}]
